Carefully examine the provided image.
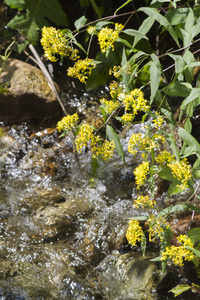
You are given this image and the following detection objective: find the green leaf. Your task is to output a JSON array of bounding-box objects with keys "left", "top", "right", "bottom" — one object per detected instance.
[
  {"left": 123, "top": 29, "right": 148, "bottom": 40},
  {"left": 166, "top": 8, "right": 190, "bottom": 25},
  {"left": 132, "top": 16, "right": 155, "bottom": 48},
  {"left": 141, "top": 235, "right": 147, "bottom": 257},
  {"left": 106, "top": 125, "right": 125, "bottom": 163},
  {"left": 169, "top": 284, "right": 191, "bottom": 297},
  {"left": 114, "top": 0, "right": 133, "bottom": 15},
  {"left": 157, "top": 204, "right": 200, "bottom": 219},
  {"left": 4, "top": 0, "right": 25, "bottom": 9},
  {"left": 162, "top": 81, "right": 191, "bottom": 97},
  {"left": 149, "top": 53, "right": 162, "bottom": 104},
  {"left": 181, "top": 88, "right": 200, "bottom": 111},
  {"left": 186, "top": 246, "right": 200, "bottom": 258},
  {"left": 193, "top": 155, "right": 200, "bottom": 179},
  {"left": 74, "top": 15, "right": 87, "bottom": 31},
  {"left": 187, "top": 227, "right": 200, "bottom": 243},
  {"left": 127, "top": 216, "right": 148, "bottom": 221},
  {"left": 168, "top": 54, "right": 185, "bottom": 74},
  {"left": 139, "top": 7, "right": 179, "bottom": 46},
  {"left": 150, "top": 256, "right": 161, "bottom": 262},
  {"left": 178, "top": 127, "right": 200, "bottom": 155},
  {"left": 6, "top": 0, "right": 68, "bottom": 45}
]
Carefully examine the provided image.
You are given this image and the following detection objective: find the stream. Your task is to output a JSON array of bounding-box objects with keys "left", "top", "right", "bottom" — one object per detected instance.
[{"left": 0, "top": 86, "right": 199, "bottom": 299}]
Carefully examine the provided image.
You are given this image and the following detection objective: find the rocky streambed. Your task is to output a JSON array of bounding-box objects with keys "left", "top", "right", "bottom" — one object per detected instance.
[{"left": 0, "top": 58, "right": 200, "bottom": 299}]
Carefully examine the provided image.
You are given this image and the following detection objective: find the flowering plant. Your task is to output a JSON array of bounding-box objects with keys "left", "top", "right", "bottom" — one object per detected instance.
[{"left": 40, "top": 0, "right": 200, "bottom": 297}]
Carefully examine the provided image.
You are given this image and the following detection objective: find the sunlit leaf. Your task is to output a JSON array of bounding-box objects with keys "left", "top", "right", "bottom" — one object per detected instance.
[
  {"left": 169, "top": 285, "right": 191, "bottom": 297},
  {"left": 106, "top": 125, "right": 125, "bottom": 163},
  {"left": 74, "top": 16, "right": 87, "bottom": 31}
]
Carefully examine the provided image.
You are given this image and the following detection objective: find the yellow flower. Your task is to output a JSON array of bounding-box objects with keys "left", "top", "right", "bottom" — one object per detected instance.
[
  {"left": 41, "top": 26, "right": 79, "bottom": 62},
  {"left": 133, "top": 195, "right": 156, "bottom": 209},
  {"left": 87, "top": 26, "right": 97, "bottom": 35},
  {"left": 57, "top": 113, "right": 79, "bottom": 132},
  {"left": 148, "top": 215, "right": 169, "bottom": 242},
  {"left": 75, "top": 123, "right": 97, "bottom": 153},
  {"left": 100, "top": 98, "right": 120, "bottom": 114},
  {"left": 75, "top": 123, "right": 115, "bottom": 160},
  {"left": 98, "top": 23, "right": 123, "bottom": 53},
  {"left": 128, "top": 133, "right": 157, "bottom": 156},
  {"left": 155, "top": 150, "right": 175, "bottom": 166},
  {"left": 109, "top": 66, "right": 122, "bottom": 79},
  {"left": 152, "top": 111, "right": 165, "bottom": 129},
  {"left": 119, "top": 89, "right": 150, "bottom": 116},
  {"left": 92, "top": 140, "right": 115, "bottom": 160},
  {"left": 168, "top": 158, "right": 192, "bottom": 189},
  {"left": 121, "top": 113, "right": 134, "bottom": 124},
  {"left": 126, "top": 219, "right": 144, "bottom": 246},
  {"left": 109, "top": 81, "right": 123, "bottom": 98},
  {"left": 161, "top": 235, "right": 195, "bottom": 266},
  {"left": 67, "top": 58, "right": 96, "bottom": 83},
  {"left": 134, "top": 161, "right": 149, "bottom": 188}
]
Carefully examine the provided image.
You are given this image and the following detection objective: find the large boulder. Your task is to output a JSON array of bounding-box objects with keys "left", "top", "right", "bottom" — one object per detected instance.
[{"left": 0, "top": 58, "right": 62, "bottom": 124}]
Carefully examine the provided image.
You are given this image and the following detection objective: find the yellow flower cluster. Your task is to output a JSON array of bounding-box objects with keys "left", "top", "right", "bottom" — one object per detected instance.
[
  {"left": 152, "top": 111, "right": 165, "bottom": 129},
  {"left": 41, "top": 26, "right": 79, "bottom": 62},
  {"left": 161, "top": 235, "right": 195, "bottom": 266},
  {"left": 168, "top": 158, "right": 192, "bottom": 189},
  {"left": 56, "top": 113, "right": 79, "bottom": 132},
  {"left": 109, "top": 65, "right": 122, "bottom": 78},
  {"left": 67, "top": 58, "right": 96, "bottom": 83},
  {"left": 75, "top": 123, "right": 115, "bottom": 160},
  {"left": 134, "top": 161, "right": 149, "bottom": 188},
  {"left": 148, "top": 215, "right": 169, "bottom": 242},
  {"left": 126, "top": 219, "right": 144, "bottom": 246},
  {"left": 121, "top": 113, "right": 135, "bottom": 123},
  {"left": 120, "top": 89, "right": 150, "bottom": 113},
  {"left": 87, "top": 26, "right": 97, "bottom": 35},
  {"left": 155, "top": 150, "right": 175, "bottom": 166},
  {"left": 128, "top": 133, "right": 157, "bottom": 156},
  {"left": 133, "top": 195, "right": 156, "bottom": 209},
  {"left": 109, "top": 81, "right": 123, "bottom": 99},
  {"left": 98, "top": 23, "right": 123, "bottom": 53},
  {"left": 92, "top": 140, "right": 115, "bottom": 160},
  {"left": 100, "top": 98, "right": 120, "bottom": 114}
]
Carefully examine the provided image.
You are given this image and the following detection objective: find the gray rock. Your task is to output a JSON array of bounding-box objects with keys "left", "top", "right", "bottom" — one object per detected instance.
[{"left": 0, "top": 58, "right": 61, "bottom": 123}]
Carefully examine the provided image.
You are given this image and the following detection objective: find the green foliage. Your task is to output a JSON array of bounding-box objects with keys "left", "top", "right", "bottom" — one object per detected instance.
[
  {"left": 5, "top": 0, "right": 68, "bottom": 50},
  {"left": 39, "top": 0, "right": 200, "bottom": 295}
]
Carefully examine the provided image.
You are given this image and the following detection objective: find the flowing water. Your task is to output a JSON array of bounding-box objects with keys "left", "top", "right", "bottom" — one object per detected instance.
[{"left": 0, "top": 88, "right": 198, "bottom": 299}]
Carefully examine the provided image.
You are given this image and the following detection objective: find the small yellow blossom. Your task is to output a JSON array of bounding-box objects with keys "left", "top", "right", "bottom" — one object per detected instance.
[
  {"left": 148, "top": 215, "right": 169, "bottom": 242},
  {"left": 134, "top": 161, "right": 149, "bottom": 188},
  {"left": 92, "top": 140, "right": 115, "bottom": 160},
  {"left": 121, "top": 113, "right": 134, "bottom": 123},
  {"left": 100, "top": 98, "right": 120, "bottom": 114},
  {"left": 98, "top": 23, "right": 123, "bottom": 53},
  {"left": 41, "top": 26, "right": 79, "bottom": 62},
  {"left": 128, "top": 133, "right": 157, "bottom": 156},
  {"left": 115, "top": 23, "right": 124, "bottom": 32},
  {"left": 152, "top": 134, "right": 165, "bottom": 143},
  {"left": 119, "top": 89, "right": 150, "bottom": 117},
  {"left": 161, "top": 235, "right": 195, "bottom": 266},
  {"left": 152, "top": 111, "right": 165, "bottom": 129},
  {"left": 67, "top": 58, "right": 96, "bottom": 83},
  {"left": 155, "top": 150, "right": 175, "bottom": 166},
  {"left": 109, "top": 66, "right": 122, "bottom": 78},
  {"left": 168, "top": 158, "right": 192, "bottom": 189},
  {"left": 87, "top": 26, "right": 97, "bottom": 35},
  {"left": 75, "top": 123, "right": 97, "bottom": 152},
  {"left": 109, "top": 81, "right": 123, "bottom": 98},
  {"left": 133, "top": 195, "right": 156, "bottom": 209},
  {"left": 126, "top": 219, "right": 144, "bottom": 246},
  {"left": 57, "top": 113, "right": 79, "bottom": 132},
  {"left": 75, "top": 123, "right": 115, "bottom": 160}
]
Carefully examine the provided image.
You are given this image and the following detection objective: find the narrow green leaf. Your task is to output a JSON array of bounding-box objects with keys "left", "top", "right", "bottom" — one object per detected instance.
[
  {"left": 186, "top": 246, "right": 200, "bottom": 258},
  {"left": 169, "top": 285, "right": 191, "bottom": 297},
  {"left": 187, "top": 227, "right": 200, "bottom": 243},
  {"left": 74, "top": 15, "right": 87, "bottom": 31},
  {"left": 181, "top": 88, "right": 200, "bottom": 110},
  {"left": 149, "top": 54, "right": 161, "bottom": 104},
  {"left": 166, "top": 8, "right": 190, "bottom": 25},
  {"left": 123, "top": 29, "right": 148, "bottom": 40},
  {"left": 162, "top": 81, "right": 191, "bottom": 97},
  {"left": 178, "top": 127, "right": 200, "bottom": 155},
  {"left": 150, "top": 256, "right": 161, "bottom": 262},
  {"left": 106, "top": 125, "right": 125, "bottom": 163},
  {"left": 127, "top": 216, "right": 148, "bottom": 221},
  {"left": 114, "top": 0, "right": 133, "bottom": 14},
  {"left": 168, "top": 54, "right": 185, "bottom": 73},
  {"left": 157, "top": 204, "right": 200, "bottom": 219},
  {"left": 132, "top": 16, "right": 155, "bottom": 48}
]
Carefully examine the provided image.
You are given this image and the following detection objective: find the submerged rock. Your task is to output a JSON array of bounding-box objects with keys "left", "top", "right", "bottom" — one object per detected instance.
[
  {"left": 98, "top": 251, "right": 175, "bottom": 300},
  {"left": 0, "top": 58, "right": 61, "bottom": 124}
]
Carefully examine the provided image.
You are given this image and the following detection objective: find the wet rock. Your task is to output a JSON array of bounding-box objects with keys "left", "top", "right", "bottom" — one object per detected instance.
[
  {"left": 0, "top": 58, "right": 62, "bottom": 124},
  {"left": 98, "top": 251, "right": 173, "bottom": 300},
  {"left": 35, "top": 198, "right": 94, "bottom": 239}
]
